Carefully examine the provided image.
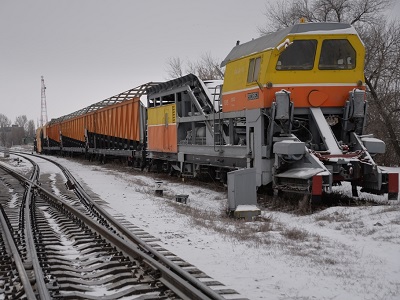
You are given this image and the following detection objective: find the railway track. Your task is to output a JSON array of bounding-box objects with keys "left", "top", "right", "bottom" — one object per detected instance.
[
  {"left": 0, "top": 202, "right": 36, "bottom": 299},
  {"left": 0, "top": 152, "right": 248, "bottom": 300}
]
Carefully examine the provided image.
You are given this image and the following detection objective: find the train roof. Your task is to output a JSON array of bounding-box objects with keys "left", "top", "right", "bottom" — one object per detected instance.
[
  {"left": 220, "top": 22, "right": 357, "bottom": 67},
  {"left": 47, "top": 82, "right": 160, "bottom": 125}
]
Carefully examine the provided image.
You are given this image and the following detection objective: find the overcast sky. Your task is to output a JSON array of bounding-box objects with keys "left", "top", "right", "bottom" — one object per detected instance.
[{"left": 1, "top": 0, "right": 399, "bottom": 126}]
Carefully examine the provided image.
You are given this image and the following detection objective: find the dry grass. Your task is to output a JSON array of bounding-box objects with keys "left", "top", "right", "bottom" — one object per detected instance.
[
  {"left": 55, "top": 155, "right": 360, "bottom": 266},
  {"left": 314, "top": 211, "right": 352, "bottom": 223},
  {"left": 281, "top": 227, "right": 309, "bottom": 241},
  {"left": 313, "top": 205, "right": 400, "bottom": 241},
  {"left": 320, "top": 257, "right": 336, "bottom": 265},
  {"left": 371, "top": 205, "right": 400, "bottom": 215},
  {"left": 391, "top": 218, "right": 400, "bottom": 225},
  {"left": 161, "top": 197, "right": 332, "bottom": 265},
  {"left": 165, "top": 200, "right": 274, "bottom": 248}
]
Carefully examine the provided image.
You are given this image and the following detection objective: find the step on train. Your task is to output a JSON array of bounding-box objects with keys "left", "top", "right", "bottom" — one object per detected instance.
[{"left": 35, "top": 22, "right": 399, "bottom": 209}]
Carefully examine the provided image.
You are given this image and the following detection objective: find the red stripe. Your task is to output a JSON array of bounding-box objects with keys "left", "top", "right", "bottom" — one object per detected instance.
[
  {"left": 312, "top": 176, "right": 323, "bottom": 196},
  {"left": 388, "top": 173, "right": 399, "bottom": 193}
]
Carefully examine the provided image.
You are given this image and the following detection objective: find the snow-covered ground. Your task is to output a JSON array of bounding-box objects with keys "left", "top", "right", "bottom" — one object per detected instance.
[{"left": 2, "top": 150, "right": 400, "bottom": 300}]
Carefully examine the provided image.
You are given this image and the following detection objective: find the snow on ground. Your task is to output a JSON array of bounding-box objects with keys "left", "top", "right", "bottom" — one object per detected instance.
[{"left": 2, "top": 150, "right": 400, "bottom": 299}]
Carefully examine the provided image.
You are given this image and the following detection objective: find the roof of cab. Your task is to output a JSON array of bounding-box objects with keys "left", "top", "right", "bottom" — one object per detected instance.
[{"left": 220, "top": 22, "right": 357, "bottom": 67}]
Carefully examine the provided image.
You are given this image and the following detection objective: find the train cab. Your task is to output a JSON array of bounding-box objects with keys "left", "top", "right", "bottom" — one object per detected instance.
[{"left": 221, "top": 22, "right": 365, "bottom": 112}]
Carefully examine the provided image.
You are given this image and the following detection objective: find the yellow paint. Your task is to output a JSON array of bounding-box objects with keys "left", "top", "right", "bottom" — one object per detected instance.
[
  {"left": 148, "top": 103, "right": 176, "bottom": 126},
  {"left": 223, "top": 33, "right": 365, "bottom": 94},
  {"left": 223, "top": 52, "right": 272, "bottom": 92},
  {"left": 268, "top": 34, "right": 364, "bottom": 85}
]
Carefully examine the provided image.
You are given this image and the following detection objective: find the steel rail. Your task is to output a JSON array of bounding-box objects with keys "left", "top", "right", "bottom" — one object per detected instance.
[
  {"left": 37, "top": 181, "right": 216, "bottom": 300},
  {"left": 72, "top": 177, "right": 226, "bottom": 300},
  {"left": 53, "top": 155, "right": 226, "bottom": 300},
  {"left": 25, "top": 183, "right": 52, "bottom": 300},
  {"left": 0, "top": 204, "right": 37, "bottom": 300},
  {"left": 0, "top": 160, "right": 53, "bottom": 300},
  {"left": 16, "top": 151, "right": 227, "bottom": 300},
  {"left": 2, "top": 156, "right": 224, "bottom": 300}
]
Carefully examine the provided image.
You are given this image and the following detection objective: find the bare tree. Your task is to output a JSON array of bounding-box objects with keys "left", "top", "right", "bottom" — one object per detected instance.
[
  {"left": 185, "top": 60, "right": 198, "bottom": 76},
  {"left": 0, "top": 114, "right": 11, "bottom": 127},
  {"left": 15, "top": 115, "right": 28, "bottom": 127},
  {"left": 196, "top": 52, "right": 224, "bottom": 81},
  {"left": 259, "top": 0, "right": 400, "bottom": 164},
  {"left": 0, "top": 114, "right": 11, "bottom": 147},
  {"left": 165, "top": 57, "right": 184, "bottom": 79},
  {"left": 259, "top": 0, "right": 314, "bottom": 32},
  {"left": 15, "top": 115, "right": 28, "bottom": 134},
  {"left": 260, "top": 0, "right": 392, "bottom": 33},
  {"left": 362, "top": 21, "right": 400, "bottom": 165},
  {"left": 27, "top": 120, "right": 36, "bottom": 138},
  {"left": 165, "top": 52, "right": 224, "bottom": 80}
]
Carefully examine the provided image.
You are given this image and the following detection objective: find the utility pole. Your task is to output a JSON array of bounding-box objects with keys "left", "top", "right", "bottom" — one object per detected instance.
[{"left": 40, "top": 76, "right": 48, "bottom": 127}]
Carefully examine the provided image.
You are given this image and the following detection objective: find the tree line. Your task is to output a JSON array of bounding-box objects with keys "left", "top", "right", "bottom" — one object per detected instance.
[{"left": 0, "top": 113, "right": 36, "bottom": 147}]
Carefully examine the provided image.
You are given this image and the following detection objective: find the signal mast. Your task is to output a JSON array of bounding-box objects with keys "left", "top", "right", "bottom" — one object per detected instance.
[{"left": 40, "top": 76, "right": 48, "bottom": 127}]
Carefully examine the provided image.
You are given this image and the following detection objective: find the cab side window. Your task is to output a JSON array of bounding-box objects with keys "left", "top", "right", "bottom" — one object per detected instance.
[
  {"left": 276, "top": 40, "right": 317, "bottom": 70},
  {"left": 319, "top": 39, "right": 356, "bottom": 70},
  {"left": 247, "top": 57, "right": 261, "bottom": 83}
]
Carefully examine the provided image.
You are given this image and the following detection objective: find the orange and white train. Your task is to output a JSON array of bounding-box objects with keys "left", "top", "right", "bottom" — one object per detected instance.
[{"left": 36, "top": 22, "right": 399, "bottom": 204}]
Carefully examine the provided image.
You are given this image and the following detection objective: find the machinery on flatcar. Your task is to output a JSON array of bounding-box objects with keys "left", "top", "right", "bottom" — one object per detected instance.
[{"left": 36, "top": 22, "right": 399, "bottom": 206}]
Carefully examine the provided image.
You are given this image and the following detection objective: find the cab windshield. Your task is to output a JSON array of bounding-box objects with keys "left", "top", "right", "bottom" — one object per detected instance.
[
  {"left": 276, "top": 40, "right": 317, "bottom": 70},
  {"left": 319, "top": 39, "right": 356, "bottom": 70}
]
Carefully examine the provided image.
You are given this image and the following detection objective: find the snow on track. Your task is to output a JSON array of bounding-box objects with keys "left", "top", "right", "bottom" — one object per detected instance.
[{"left": 6, "top": 152, "right": 400, "bottom": 300}]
